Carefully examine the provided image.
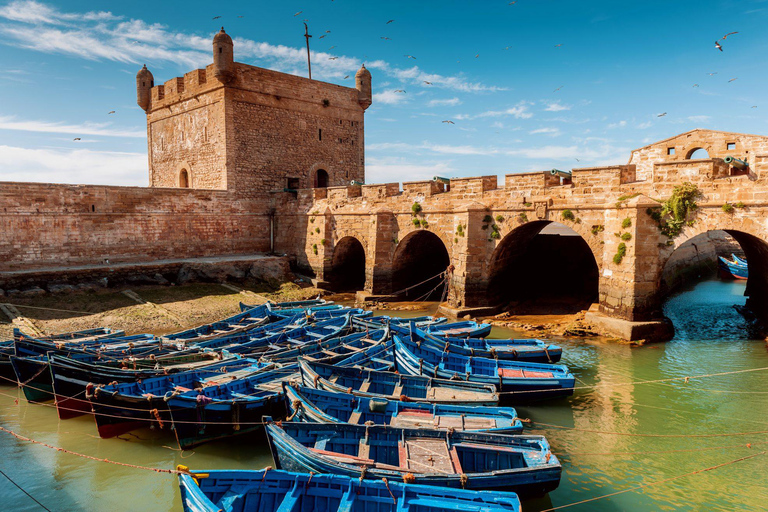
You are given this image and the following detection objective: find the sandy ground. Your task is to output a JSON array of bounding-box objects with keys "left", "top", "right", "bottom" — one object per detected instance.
[{"left": 1, "top": 282, "right": 325, "bottom": 338}]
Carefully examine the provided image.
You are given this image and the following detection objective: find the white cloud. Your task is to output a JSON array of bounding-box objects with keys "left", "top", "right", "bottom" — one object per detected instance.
[
  {"left": 607, "top": 120, "right": 627, "bottom": 129},
  {"left": 637, "top": 121, "right": 653, "bottom": 129},
  {"left": 0, "top": 145, "right": 146, "bottom": 186},
  {"left": 368, "top": 141, "right": 494, "bottom": 156},
  {"left": 0, "top": 116, "right": 145, "bottom": 137},
  {"left": 427, "top": 97, "right": 461, "bottom": 107},
  {"left": 455, "top": 104, "right": 533, "bottom": 121},
  {"left": 0, "top": 1, "right": 505, "bottom": 92},
  {"left": 530, "top": 127, "right": 561, "bottom": 136},
  {"left": 687, "top": 115, "right": 711, "bottom": 123},
  {"left": 373, "top": 90, "right": 408, "bottom": 105},
  {"left": 366, "top": 157, "right": 457, "bottom": 184},
  {"left": 543, "top": 101, "right": 570, "bottom": 112}
]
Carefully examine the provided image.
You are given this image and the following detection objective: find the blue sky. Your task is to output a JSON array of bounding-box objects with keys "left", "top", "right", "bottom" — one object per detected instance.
[{"left": 0, "top": 0, "right": 766, "bottom": 186}]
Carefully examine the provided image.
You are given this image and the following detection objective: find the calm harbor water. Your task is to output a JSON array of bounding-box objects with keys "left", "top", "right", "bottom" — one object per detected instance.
[{"left": 1, "top": 278, "right": 768, "bottom": 511}]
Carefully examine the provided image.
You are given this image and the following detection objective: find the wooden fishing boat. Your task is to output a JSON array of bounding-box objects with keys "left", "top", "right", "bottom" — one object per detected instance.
[
  {"left": 393, "top": 334, "right": 575, "bottom": 402},
  {"left": 12, "top": 326, "right": 126, "bottom": 343},
  {"left": 14, "top": 330, "right": 158, "bottom": 356},
  {"left": 177, "top": 468, "right": 522, "bottom": 512},
  {"left": 284, "top": 384, "right": 524, "bottom": 433},
  {"left": 161, "top": 304, "right": 273, "bottom": 344},
  {"left": 165, "top": 366, "right": 288, "bottom": 449},
  {"left": 89, "top": 360, "right": 270, "bottom": 439},
  {"left": 390, "top": 323, "right": 563, "bottom": 363},
  {"left": 353, "top": 316, "right": 447, "bottom": 330},
  {"left": 258, "top": 328, "right": 388, "bottom": 365},
  {"left": 265, "top": 420, "right": 561, "bottom": 496},
  {"left": 298, "top": 358, "right": 499, "bottom": 406},
  {"left": 190, "top": 314, "right": 303, "bottom": 352},
  {"left": 426, "top": 320, "right": 492, "bottom": 338},
  {"left": 49, "top": 353, "right": 247, "bottom": 419},
  {"left": 719, "top": 255, "right": 748, "bottom": 279}
]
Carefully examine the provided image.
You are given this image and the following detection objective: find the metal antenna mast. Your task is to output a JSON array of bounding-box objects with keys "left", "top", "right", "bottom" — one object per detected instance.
[{"left": 303, "top": 22, "right": 312, "bottom": 79}]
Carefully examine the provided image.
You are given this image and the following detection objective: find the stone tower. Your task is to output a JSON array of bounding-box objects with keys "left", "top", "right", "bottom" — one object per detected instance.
[
  {"left": 136, "top": 65, "right": 154, "bottom": 112},
  {"left": 140, "top": 29, "right": 371, "bottom": 194}
]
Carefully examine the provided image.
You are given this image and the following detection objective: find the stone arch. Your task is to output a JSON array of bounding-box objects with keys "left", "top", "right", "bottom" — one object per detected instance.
[
  {"left": 487, "top": 220, "right": 600, "bottom": 310},
  {"left": 392, "top": 230, "right": 450, "bottom": 300},
  {"left": 310, "top": 163, "right": 332, "bottom": 188},
  {"left": 178, "top": 169, "right": 190, "bottom": 188},
  {"left": 686, "top": 147, "right": 710, "bottom": 159},
  {"left": 175, "top": 161, "right": 192, "bottom": 188},
  {"left": 326, "top": 236, "right": 366, "bottom": 291}
]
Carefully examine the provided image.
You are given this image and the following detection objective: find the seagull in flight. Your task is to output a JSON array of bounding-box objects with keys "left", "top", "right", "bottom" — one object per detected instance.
[
  {"left": 237, "top": 15, "right": 244, "bottom": 18},
  {"left": 752, "top": 105, "right": 758, "bottom": 108},
  {"left": 212, "top": 16, "right": 221, "bottom": 20},
  {"left": 107, "top": 110, "right": 116, "bottom": 114},
  {"left": 343, "top": 75, "right": 349, "bottom": 79},
  {"left": 692, "top": 84, "right": 699, "bottom": 87},
  {"left": 721, "top": 31, "right": 738, "bottom": 40},
  {"left": 73, "top": 137, "right": 81, "bottom": 141},
  {"left": 328, "top": 46, "right": 336, "bottom": 50},
  {"left": 707, "top": 72, "right": 718, "bottom": 76},
  {"left": 554, "top": 44, "right": 563, "bottom": 47},
  {"left": 715, "top": 40, "right": 723, "bottom": 51},
  {"left": 728, "top": 77, "right": 738, "bottom": 82},
  {"left": 553, "top": 85, "right": 563, "bottom": 92},
  {"left": 404, "top": 55, "right": 417, "bottom": 59},
  {"left": 319, "top": 34, "right": 328, "bottom": 39},
  {"left": 475, "top": 54, "right": 480, "bottom": 58},
  {"left": 442, "top": 120, "right": 455, "bottom": 124},
  {"left": 386, "top": 19, "right": 394, "bottom": 24},
  {"left": 394, "top": 89, "right": 406, "bottom": 93},
  {"left": 657, "top": 112, "right": 667, "bottom": 117},
  {"left": 294, "top": 11, "right": 302, "bottom": 16},
  {"left": 381, "top": 36, "right": 391, "bottom": 40},
  {"left": 503, "top": 46, "right": 512, "bottom": 50},
  {"left": 423, "top": 81, "right": 432, "bottom": 85},
  {"left": 328, "top": 56, "right": 338, "bottom": 60},
  {"left": 509, "top": 1, "right": 517, "bottom": 4}
]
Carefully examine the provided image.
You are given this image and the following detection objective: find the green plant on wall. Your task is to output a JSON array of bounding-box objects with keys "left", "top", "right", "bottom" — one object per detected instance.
[
  {"left": 312, "top": 244, "right": 318, "bottom": 255},
  {"left": 482, "top": 214, "right": 493, "bottom": 223},
  {"left": 315, "top": 227, "right": 320, "bottom": 234},
  {"left": 456, "top": 224, "right": 465, "bottom": 236},
  {"left": 591, "top": 225, "right": 604, "bottom": 235},
  {"left": 561, "top": 209, "right": 575, "bottom": 221},
  {"left": 647, "top": 182, "right": 702, "bottom": 238},
  {"left": 413, "top": 218, "right": 421, "bottom": 227},
  {"left": 496, "top": 215, "right": 504, "bottom": 223},
  {"left": 518, "top": 212, "right": 528, "bottom": 223},
  {"left": 490, "top": 224, "right": 501, "bottom": 240},
  {"left": 722, "top": 203, "right": 734, "bottom": 214},
  {"left": 621, "top": 218, "right": 632, "bottom": 229},
  {"left": 735, "top": 201, "right": 746, "bottom": 209},
  {"left": 613, "top": 242, "right": 626, "bottom": 264},
  {"left": 411, "top": 202, "right": 422, "bottom": 214},
  {"left": 421, "top": 219, "right": 429, "bottom": 228},
  {"left": 620, "top": 232, "right": 632, "bottom": 241},
  {"left": 320, "top": 239, "right": 326, "bottom": 245}
]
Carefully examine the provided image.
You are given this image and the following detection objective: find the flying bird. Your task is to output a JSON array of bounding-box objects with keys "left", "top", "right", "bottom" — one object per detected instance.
[
  {"left": 404, "top": 55, "right": 416, "bottom": 59},
  {"left": 212, "top": 16, "right": 221, "bottom": 20},
  {"left": 237, "top": 15, "right": 244, "bottom": 18},
  {"left": 721, "top": 31, "right": 738, "bottom": 40},
  {"left": 343, "top": 75, "right": 349, "bottom": 79},
  {"left": 657, "top": 112, "right": 667, "bottom": 117},
  {"left": 693, "top": 84, "right": 699, "bottom": 87},
  {"left": 73, "top": 137, "right": 81, "bottom": 141},
  {"left": 442, "top": 120, "right": 455, "bottom": 124},
  {"left": 294, "top": 11, "right": 302, "bottom": 16},
  {"left": 319, "top": 34, "right": 327, "bottom": 39},
  {"left": 707, "top": 72, "right": 718, "bottom": 75},
  {"left": 728, "top": 77, "right": 738, "bottom": 82},
  {"left": 381, "top": 37, "right": 391, "bottom": 40},
  {"left": 554, "top": 44, "right": 563, "bottom": 47},
  {"left": 325, "top": 30, "right": 331, "bottom": 33},
  {"left": 553, "top": 85, "right": 563, "bottom": 92},
  {"left": 503, "top": 46, "right": 512, "bottom": 50},
  {"left": 107, "top": 110, "right": 116, "bottom": 114},
  {"left": 386, "top": 19, "right": 394, "bottom": 24},
  {"left": 328, "top": 46, "right": 336, "bottom": 50},
  {"left": 509, "top": 1, "right": 517, "bottom": 4},
  {"left": 715, "top": 40, "right": 723, "bottom": 51},
  {"left": 328, "top": 56, "right": 338, "bottom": 60},
  {"left": 423, "top": 81, "right": 432, "bottom": 85},
  {"left": 394, "top": 89, "right": 406, "bottom": 93},
  {"left": 752, "top": 105, "right": 758, "bottom": 108},
  {"left": 475, "top": 54, "right": 480, "bottom": 58}
]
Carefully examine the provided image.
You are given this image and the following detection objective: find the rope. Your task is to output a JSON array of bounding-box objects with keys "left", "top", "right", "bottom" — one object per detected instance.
[
  {"left": 0, "top": 468, "right": 53, "bottom": 511},
  {"left": 390, "top": 270, "right": 447, "bottom": 297},
  {"left": 539, "top": 451, "right": 765, "bottom": 511}
]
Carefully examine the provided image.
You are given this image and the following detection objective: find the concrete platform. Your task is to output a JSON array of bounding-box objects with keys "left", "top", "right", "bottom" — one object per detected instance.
[{"left": 584, "top": 310, "right": 674, "bottom": 343}]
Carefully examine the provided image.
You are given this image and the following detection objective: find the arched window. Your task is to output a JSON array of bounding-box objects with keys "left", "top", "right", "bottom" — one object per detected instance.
[
  {"left": 315, "top": 169, "right": 329, "bottom": 188},
  {"left": 179, "top": 169, "right": 189, "bottom": 188},
  {"left": 686, "top": 148, "right": 709, "bottom": 160}
]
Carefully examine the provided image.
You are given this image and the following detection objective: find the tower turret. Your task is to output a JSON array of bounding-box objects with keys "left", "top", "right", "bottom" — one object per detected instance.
[
  {"left": 136, "top": 64, "right": 154, "bottom": 112},
  {"left": 355, "top": 64, "right": 372, "bottom": 110},
  {"left": 213, "top": 27, "right": 234, "bottom": 83}
]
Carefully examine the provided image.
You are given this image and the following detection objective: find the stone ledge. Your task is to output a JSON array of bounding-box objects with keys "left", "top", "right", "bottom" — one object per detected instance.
[
  {"left": 585, "top": 311, "right": 674, "bottom": 342},
  {"left": 438, "top": 303, "right": 499, "bottom": 319}
]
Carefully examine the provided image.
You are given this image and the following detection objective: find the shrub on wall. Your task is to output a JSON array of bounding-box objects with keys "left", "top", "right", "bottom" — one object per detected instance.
[
  {"left": 561, "top": 209, "right": 575, "bottom": 221},
  {"left": 411, "top": 202, "right": 422, "bottom": 214},
  {"left": 613, "top": 242, "right": 627, "bottom": 264},
  {"left": 621, "top": 218, "right": 632, "bottom": 229},
  {"left": 722, "top": 203, "right": 734, "bottom": 214}
]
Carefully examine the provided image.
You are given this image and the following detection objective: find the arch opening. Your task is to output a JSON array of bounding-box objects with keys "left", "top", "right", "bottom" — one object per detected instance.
[
  {"left": 315, "top": 169, "right": 329, "bottom": 188},
  {"left": 392, "top": 231, "right": 450, "bottom": 301},
  {"left": 686, "top": 147, "right": 709, "bottom": 159},
  {"left": 327, "top": 237, "right": 366, "bottom": 292},
  {"left": 179, "top": 169, "right": 189, "bottom": 188},
  {"left": 488, "top": 221, "right": 599, "bottom": 314},
  {"left": 660, "top": 229, "right": 768, "bottom": 339}
]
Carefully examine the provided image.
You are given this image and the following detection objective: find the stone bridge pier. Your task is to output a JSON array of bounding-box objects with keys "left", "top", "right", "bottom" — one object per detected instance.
[{"left": 272, "top": 129, "right": 768, "bottom": 341}]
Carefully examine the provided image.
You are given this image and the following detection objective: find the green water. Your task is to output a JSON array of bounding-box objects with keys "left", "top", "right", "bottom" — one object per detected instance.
[{"left": 2, "top": 279, "right": 768, "bottom": 511}]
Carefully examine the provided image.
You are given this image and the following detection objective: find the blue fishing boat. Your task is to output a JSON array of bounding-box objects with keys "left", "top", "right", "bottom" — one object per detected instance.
[
  {"left": 265, "top": 420, "right": 561, "bottom": 496},
  {"left": 161, "top": 304, "right": 273, "bottom": 343},
  {"left": 298, "top": 358, "right": 499, "bottom": 405},
  {"left": 12, "top": 326, "right": 126, "bottom": 342},
  {"left": 88, "top": 360, "right": 270, "bottom": 440},
  {"left": 177, "top": 468, "right": 522, "bottom": 512},
  {"left": 426, "top": 320, "right": 492, "bottom": 338},
  {"left": 392, "top": 334, "right": 575, "bottom": 402},
  {"left": 258, "top": 328, "right": 388, "bottom": 365},
  {"left": 391, "top": 323, "right": 562, "bottom": 363},
  {"left": 284, "top": 384, "right": 524, "bottom": 433},
  {"left": 353, "top": 315, "right": 447, "bottom": 329},
  {"left": 719, "top": 255, "right": 748, "bottom": 279}
]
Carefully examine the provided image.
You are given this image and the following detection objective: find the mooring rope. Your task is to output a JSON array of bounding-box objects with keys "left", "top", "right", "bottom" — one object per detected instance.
[{"left": 0, "top": 468, "right": 53, "bottom": 511}]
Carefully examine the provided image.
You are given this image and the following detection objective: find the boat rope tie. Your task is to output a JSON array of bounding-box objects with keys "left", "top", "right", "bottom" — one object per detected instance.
[
  {"left": 543, "top": 346, "right": 551, "bottom": 362},
  {"left": 399, "top": 394, "right": 409, "bottom": 402},
  {"left": 84, "top": 383, "right": 95, "bottom": 400},
  {"left": 382, "top": 478, "right": 397, "bottom": 504},
  {"left": 175, "top": 465, "right": 209, "bottom": 486},
  {"left": 303, "top": 472, "right": 314, "bottom": 494},
  {"left": 150, "top": 408, "right": 165, "bottom": 429},
  {"left": 489, "top": 347, "right": 497, "bottom": 359},
  {"left": 163, "top": 389, "right": 181, "bottom": 402},
  {"left": 260, "top": 466, "right": 273, "bottom": 483},
  {"left": 20, "top": 365, "right": 50, "bottom": 388},
  {"left": 459, "top": 473, "right": 468, "bottom": 489},
  {"left": 359, "top": 466, "right": 367, "bottom": 483},
  {"left": 402, "top": 473, "right": 416, "bottom": 484},
  {"left": 285, "top": 400, "right": 303, "bottom": 421},
  {"left": 313, "top": 375, "right": 320, "bottom": 387}
]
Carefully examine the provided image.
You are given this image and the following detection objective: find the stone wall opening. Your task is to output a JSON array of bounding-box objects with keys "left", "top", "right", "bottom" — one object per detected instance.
[
  {"left": 487, "top": 221, "right": 599, "bottom": 313},
  {"left": 327, "top": 236, "right": 366, "bottom": 291},
  {"left": 315, "top": 169, "right": 329, "bottom": 188},
  {"left": 660, "top": 229, "right": 768, "bottom": 339},
  {"left": 392, "top": 231, "right": 450, "bottom": 300},
  {"left": 686, "top": 147, "right": 709, "bottom": 159},
  {"left": 179, "top": 169, "right": 189, "bottom": 188}
]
